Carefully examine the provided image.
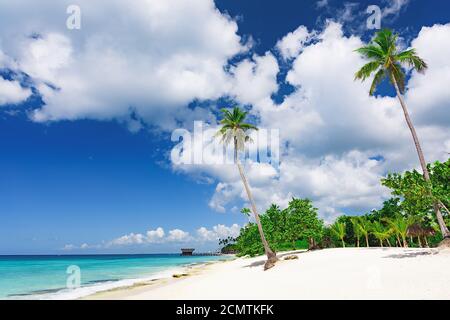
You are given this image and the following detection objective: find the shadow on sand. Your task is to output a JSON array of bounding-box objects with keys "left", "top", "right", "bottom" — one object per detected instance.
[
  {"left": 243, "top": 250, "right": 306, "bottom": 268},
  {"left": 383, "top": 250, "right": 437, "bottom": 259}
]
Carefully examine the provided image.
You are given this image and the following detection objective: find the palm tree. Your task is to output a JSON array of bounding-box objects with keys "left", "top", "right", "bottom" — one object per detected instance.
[
  {"left": 384, "top": 216, "right": 415, "bottom": 248},
  {"left": 357, "top": 217, "right": 371, "bottom": 247},
  {"left": 370, "top": 221, "right": 392, "bottom": 247},
  {"left": 217, "top": 107, "right": 277, "bottom": 270},
  {"left": 351, "top": 217, "right": 363, "bottom": 247},
  {"left": 355, "top": 29, "right": 450, "bottom": 243},
  {"left": 331, "top": 221, "right": 346, "bottom": 248}
]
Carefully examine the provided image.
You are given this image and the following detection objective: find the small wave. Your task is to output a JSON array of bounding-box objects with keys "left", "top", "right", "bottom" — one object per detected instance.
[{"left": 24, "top": 266, "right": 187, "bottom": 300}]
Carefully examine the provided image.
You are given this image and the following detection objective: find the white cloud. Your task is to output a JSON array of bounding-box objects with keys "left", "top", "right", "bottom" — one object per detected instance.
[
  {"left": 166, "top": 229, "right": 191, "bottom": 242},
  {"left": 109, "top": 233, "right": 146, "bottom": 246},
  {"left": 197, "top": 224, "right": 241, "bottom": 242},
  {"left": 0, "top": 0, "right": 244, "bottom": 129},
  {"left": 406, "top": 24, "right": 450, "bottom": 129},
  {"left": 316, "top": 0, "right": 329, "bottom": 9},
  {"left": 62, "top": 244, "right": 76, "bottom": 251},
  {"left": 229, "top": 52, "right": 279, "bottom": 105},
  {"left": 100, "top": 224, "right": 240, "bottom": 248},
  {"left": 276, "top": 26, "right": 313, "bottom": 60},
  {"left": 0, "top": 78, "right": 31, "bottom": 105},
  {"left": 382, "top": 0, "right": 410, "bottom": 18},
  {"left": 146, "top": 227, "right": 165, "bottom": 243}
]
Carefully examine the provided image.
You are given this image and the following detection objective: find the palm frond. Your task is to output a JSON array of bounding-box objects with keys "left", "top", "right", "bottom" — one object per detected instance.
[
  {"left": 354, "top": 45, "right": 385, "bottom": 60},
  {"left": 355, "top": 61, "right": 381, "bottom": 81},
  {"left": 369, "top": 69, "right": 386, "bottom": 95},
  {"left": 395, "top": 49, "right": 428, "bottom": 73}
]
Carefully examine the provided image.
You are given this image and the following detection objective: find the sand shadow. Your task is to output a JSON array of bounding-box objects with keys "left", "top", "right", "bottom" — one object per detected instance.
[
  {"left": 383, "top": 250, "right": 437, "bottom": 259},
  {"left": 243, "top": 250, "right": 306, "bottom": 268}
]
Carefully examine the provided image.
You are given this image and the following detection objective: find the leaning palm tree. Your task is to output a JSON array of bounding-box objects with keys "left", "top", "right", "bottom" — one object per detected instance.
[
  {"left": 355, "top": 29, "right": 450, "bottom": 245},
  {"left": 331, "top": 221, "right": 346, "bottom": 248},
  {"left": 217, "top": 107, "right": 277, "bottom": 270}
]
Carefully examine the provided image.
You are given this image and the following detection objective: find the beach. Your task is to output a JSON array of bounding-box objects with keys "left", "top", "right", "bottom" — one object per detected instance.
[{"left": 85, "top": 247, "right": 450, "bottom": 300}]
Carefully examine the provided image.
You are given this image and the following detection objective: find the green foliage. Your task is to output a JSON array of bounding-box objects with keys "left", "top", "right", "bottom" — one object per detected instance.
[
  {"left": 330, "top": 221, "right": 346, "bottom": 247},
  {"left": 381, "top": 160, "right": 450, "bottom": 223},
  {"left": 222, "top": 159, "right": 449, "bottom": 253},
  {"left": 355, "top": 28, "right": 427, "bottom": 95},
  {"left": 233, "top": 198, "right": 324, "bottom": 256}
]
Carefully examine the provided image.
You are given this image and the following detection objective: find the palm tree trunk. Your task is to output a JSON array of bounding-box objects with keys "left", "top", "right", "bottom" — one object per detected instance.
[
  {"left": 234, "top": 140, "right": 277, "bottom": 270},
  {"left": 392, "top": 79, "right": 450, "bottom": 240},
  {"left": 402, "top": 236, "right": 408, "bottom": 248},
  {"left": 365, "top": 235, "right": 369, "bottom": 247},
  {"left": 417, "top": 236, "right": 422, "bottom": 248},
  {"left": 386, "top": 238, "right": 391, "bottom": 247},
  {"left": 341, "top": 239, "right": 345, "bottom": 248},
  {"left": 424, "top": 236, "right": 429, "bottom": 248},
  {"left": 356, "top": 237, "right": 360, "bottom": 247}
]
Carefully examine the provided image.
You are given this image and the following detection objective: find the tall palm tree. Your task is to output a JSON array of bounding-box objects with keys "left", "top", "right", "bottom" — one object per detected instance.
[
  {"left": 351, "top": 217, "right": 363, "bottom": 247},
  {"left": 355, "top": 29, "right": 450, "bottom": 243},
  {"left": 331, "top": 221, "right": 346, "bottom": 248},
  {"left": 217, "top": 107, "right": 278, "bottom": 270}
]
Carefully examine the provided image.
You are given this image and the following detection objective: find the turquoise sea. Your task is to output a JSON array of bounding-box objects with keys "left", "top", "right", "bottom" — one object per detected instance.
[{"left": 0, "top": 254, "right": 228, "bottom": 299}]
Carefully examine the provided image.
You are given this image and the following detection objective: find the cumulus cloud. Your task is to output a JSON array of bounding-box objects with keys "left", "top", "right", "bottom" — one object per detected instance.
[
  {"left": 0, "top": 78, "right": 31, "bottom": 105},
  {"left": 196, "top": 21, "right": 450, "bottom": 221},
  {"left": 276, "top": 26, "right": 314, "bottom": 60},
  {"left": 84, "top": 224, "right": 241, "bottom": 249},
  {"left": 0, "top": 0, "right": 244, "bottom": 129},
  {"left": 166, "top": 229, "right": 191, "bottom": 242},
  {"left": 146, "top": 227, "right": 165, "bottom": 243},
  {"left": 197, "top": 224, "right": 240, "bottom": 242}
]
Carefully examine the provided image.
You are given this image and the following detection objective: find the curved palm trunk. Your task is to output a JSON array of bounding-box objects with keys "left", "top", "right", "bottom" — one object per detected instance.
[
  {"left": 392, "top": 79, "right": 450, "bottom": 240},
  {"left": 365, "top": 234, "right": 369, "bottom": 247},
  {"left": 341, "top": 238, "right": 345, "bottom": 248},
  {"left": 234, "top": 141, "right": 277, "bottom": 270}
]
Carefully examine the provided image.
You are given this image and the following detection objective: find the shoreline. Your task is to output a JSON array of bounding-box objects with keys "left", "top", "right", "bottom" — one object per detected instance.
[
  {"left": 82, "top": 257, "right": 235, "bottom": 300},
  {"left": 84, "top": 248, "right": 450, "bottom": 300}
]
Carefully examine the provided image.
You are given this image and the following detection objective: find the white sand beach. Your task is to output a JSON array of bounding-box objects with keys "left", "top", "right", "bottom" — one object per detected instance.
[{"left": 85, "top": 247, "right": 450, "bottom": 300}]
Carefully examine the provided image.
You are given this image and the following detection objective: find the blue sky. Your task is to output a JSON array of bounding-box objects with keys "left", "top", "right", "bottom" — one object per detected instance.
[{"left": 0, "top": 0, "right": 449, "bottom": 254}]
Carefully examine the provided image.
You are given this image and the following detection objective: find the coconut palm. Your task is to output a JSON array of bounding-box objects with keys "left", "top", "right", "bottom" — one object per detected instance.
[
  {"left": 351, "top": 217, "right": 363, "bottom": 247},
  {"left": 356, "top": 217, "right": 371, "bottom": 247},
  {"left": 217, "top": 107, "right": 277, "bottom": 270},
  {"left": 370, "top": 221, "right": 392, "bottom": 247},
  {"left": 331, "top": 221, "right": 346, "bottom": 248},
  {"left": 355, "top": 29, "right": 450, "bottom": 243},
  {"left": 384, "top": 216, "right": 416, "bottom": 248}
]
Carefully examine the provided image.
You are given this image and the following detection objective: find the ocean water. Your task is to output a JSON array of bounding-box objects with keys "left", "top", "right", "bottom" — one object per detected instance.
[{"left": 0, "top": 254, "right": 228, "bottom": 300}]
